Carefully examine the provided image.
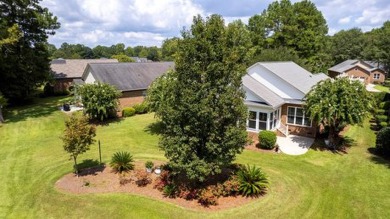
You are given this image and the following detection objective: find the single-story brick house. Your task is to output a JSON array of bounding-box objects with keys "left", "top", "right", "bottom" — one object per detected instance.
[
  {"left": 328, "top": 60, "right": 387, "bottom": 85},
  {"left": 243, "top": 62, "right": 329, "bottom": 138},
  {"left": 50, "top": 58, "right": 118, "bottom": 92},
  {"left": 81, "top": 62, "right": 174, "bottom": 108}
]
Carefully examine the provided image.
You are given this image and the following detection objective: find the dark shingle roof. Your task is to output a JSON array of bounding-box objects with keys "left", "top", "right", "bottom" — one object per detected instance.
[
  {"left": 51, "top": 59, "right": 118, "bottom": 79},
  {"left": 86, "top": 62, "right": 175, "bottom": 91}
]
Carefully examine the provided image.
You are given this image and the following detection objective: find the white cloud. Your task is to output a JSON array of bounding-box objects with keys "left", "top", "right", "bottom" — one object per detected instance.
[
  {"left": 338, "top": 16, "right": 351, "bottom": 24},
  {"left": 41, "top": 0, "right": 390, "bottom": 47}
]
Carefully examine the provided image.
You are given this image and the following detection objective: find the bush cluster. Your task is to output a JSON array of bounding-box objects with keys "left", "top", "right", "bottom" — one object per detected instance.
[
  {"left": 258, "top": 131, "right": 277, "bottom": 149},
  {"left": 122, "top": 107, "right": 136, "bottom": 117},
  {"left": 153, "top": 164, "right": 267, "bottom": 206},
  {"left": 133, "top": 103, "right": 148, "bottom": 114},
  {"left": 376, "top": 127, "right": 390, "bottom": 156}
]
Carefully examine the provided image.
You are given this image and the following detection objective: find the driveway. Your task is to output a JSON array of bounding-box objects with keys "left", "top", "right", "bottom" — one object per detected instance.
[
  {"left": 366, "top": 83, "right": 381, "bottom": 92},
  {"left": 277, "top": 135, "right": 314, "bottom": 155}
]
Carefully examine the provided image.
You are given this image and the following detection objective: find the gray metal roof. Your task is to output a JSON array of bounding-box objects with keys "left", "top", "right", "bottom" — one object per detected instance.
[
  {"left": 329, "top": 60, "right": 386, "bottom": 73},
  {"left": 86, "top": 62, "right": 175, "bottom": 91},
  {"left": 51, "top": 59, "right": 118, "bottom": 79},
  {"left": 243, "top": 74, "right": 285, "bottom": 108},
  {"left": 257, "top": 61, "right": 329, "bottom": 94}
]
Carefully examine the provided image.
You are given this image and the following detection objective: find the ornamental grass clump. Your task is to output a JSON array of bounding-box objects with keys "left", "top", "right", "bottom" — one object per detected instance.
[
  {"left": 237, "top": 165, "right": 269, "bottom": 197},
  {"left": 110, "top": 151, "right": 134, "bottom": 173}
]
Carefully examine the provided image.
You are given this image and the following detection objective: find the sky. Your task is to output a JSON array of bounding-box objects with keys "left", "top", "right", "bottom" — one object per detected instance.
[{"left": 41, "top": 0, "right": 390, "bottom": 48}]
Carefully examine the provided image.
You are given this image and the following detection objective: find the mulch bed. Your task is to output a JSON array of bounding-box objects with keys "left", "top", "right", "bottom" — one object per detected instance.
[{"left": 55, "top": 161, "right": 257, "bottom": 211}]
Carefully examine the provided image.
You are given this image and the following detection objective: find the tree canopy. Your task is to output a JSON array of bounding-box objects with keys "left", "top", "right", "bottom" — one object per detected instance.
[
  {"left": 61, "top": 113, "right": 96, "bottom": 174},
  {"left": 78, "top": 83, "right": 121, "bottom": 121},
  {"left": 305, "top": 78, "right": 373, "bottom": 146},
  {"left": 0, "top": 0, "right": 60, "bottom": 101},
  {"left": 152, "top": 15, "right": 250, "bottom": 183}
]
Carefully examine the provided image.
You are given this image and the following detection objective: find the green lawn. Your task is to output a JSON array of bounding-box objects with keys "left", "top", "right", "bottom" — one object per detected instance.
[
  {"left": 374, "top": 85, "right": 390, "bottom": 93},
  {"left": 1, "top": 97, "right": 389, "bottom": 218}
]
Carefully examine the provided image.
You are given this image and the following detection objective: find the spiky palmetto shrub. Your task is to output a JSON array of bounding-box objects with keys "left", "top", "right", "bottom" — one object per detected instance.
[
  {"left": 110, "top": 151, "right": 134, "bottom": 173},
  {"left": 237, "top": 165, "right": 268, "bottom": 197}
]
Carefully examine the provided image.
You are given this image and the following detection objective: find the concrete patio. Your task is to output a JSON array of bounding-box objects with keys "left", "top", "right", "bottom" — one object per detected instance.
[{"left": 277, "top": 135, "right": 314, "bottom": 155}]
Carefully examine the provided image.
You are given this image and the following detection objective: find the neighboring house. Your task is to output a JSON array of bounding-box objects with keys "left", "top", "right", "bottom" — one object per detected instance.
[
  {"left": 328, "top": 60, "right": 387, "bottom": 85},
  {"left": 82, "top": 62, "right": 174, "bottom": 107},
  {"left": 243, "top": 61, "right": 329, "bottom": 137},
  {"left": 50, "top": 58, "right": 118, "bottom": 92}
]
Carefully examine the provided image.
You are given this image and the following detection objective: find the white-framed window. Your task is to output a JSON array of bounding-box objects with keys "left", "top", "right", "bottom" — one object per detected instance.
[
  {"left": 248, "top": 111, "right": 257, "bottom": 129},
  {"left": 258, "top": 112, "right": 267, "bottom": 130},
  {"left": 287, "top": 107, "right": 311, "bottom": 127},
  {"left": 373, "top": 73, "right": 380, "bottom": 79}
]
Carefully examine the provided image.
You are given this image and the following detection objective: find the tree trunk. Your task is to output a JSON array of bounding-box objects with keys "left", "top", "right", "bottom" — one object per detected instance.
[
  {"left": 73, "top": 156, "right": 78, "bottom": 176},
  {"left": 328, "top": 126, "right": 336, "bottom": 150},
  {"left": 0, "top": 107, "right": 4, "bottom": 123}
]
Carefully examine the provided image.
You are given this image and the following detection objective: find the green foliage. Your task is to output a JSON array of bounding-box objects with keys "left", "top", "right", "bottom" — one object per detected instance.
[
  {"left": 258, "top": 131, "right": 277, "bottom": 149},
  {"left": 305, "top": 78, "right": 373, "bottom": 144},
  {"left": 375, "top": 109, "right": 386, "bottom": 114},
  {"left": 154, "top": 15, "right": 250, "bottom": 183},
  {"left": 379, "top": 101, "right": 390, "bottom": 110},
  {"left": 376, "top": 115, "right": 388, "bottom": 123},
  {"left": 161, "top": 37, "right": 180, "bottom": 61},
  {"left": 110, "top": 151, "right": 134, "bottom": 173},
  {"left": 133, "top": 103, "right": 148, "bottom": 114},
  {"left": 145, "top": 161, "right": 154, "bottom": 169},
  {"left": 376, "top": 127, "right": 390, "bottom": 155},
  {"left": 78, "top": 82, "right": 120, "bottom": 121},
  {"left": 237, "top": 165, "right": 269, "bottom": 197},
  {"left": 330, "top": 28, "right": 365, "bottom": 64},
  {"left": 122, "top": 107, "right": 136, "bottom": 117},
  {"left": 379, "top": 122, "right": 388, "bottom": 128},
  {"left": 162, "top": 184, "right": 178, "bottom": 198},
  {"left": 0, "top": 0, "right": 60, "bottom": 101},
  {"left": 111, "top": 54, "right": 135, "bottom": 62},
  {"left": 61, "top": 113, "right": 96, "bottom": 174}
]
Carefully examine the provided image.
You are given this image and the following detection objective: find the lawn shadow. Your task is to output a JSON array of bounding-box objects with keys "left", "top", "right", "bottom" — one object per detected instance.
[
  {"left": 4, "top": 96, "right": 71, "bottom": 123},
  {"left": 367, "top": 148, "right": 390, "bottom": 169},
  {"left": 310, "top": 136, "right": 355, "bottom": 155},
  {"left": 77, "top": 159, "right": 106, "bottom": 176},
  {"left": 144, "top": 121, "right": 163, "bottom": 135}
]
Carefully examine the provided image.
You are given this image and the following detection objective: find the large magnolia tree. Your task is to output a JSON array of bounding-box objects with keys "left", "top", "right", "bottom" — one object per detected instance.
[
  {"left": 151, "top": 15, "right": 251, "bottom": 183},
  {"left": 305, "top": 78, "right": 373, "bottom": 146}
]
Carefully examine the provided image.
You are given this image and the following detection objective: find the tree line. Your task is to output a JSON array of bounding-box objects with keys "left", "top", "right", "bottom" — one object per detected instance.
[{"left": 1, "top": 0, "right": 389, "bottom": 103}]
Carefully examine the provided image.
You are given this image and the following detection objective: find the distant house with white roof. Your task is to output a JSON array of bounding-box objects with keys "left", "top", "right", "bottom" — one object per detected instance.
[{"left": 243, "top": 61, "right": 329, "bottom": 137}]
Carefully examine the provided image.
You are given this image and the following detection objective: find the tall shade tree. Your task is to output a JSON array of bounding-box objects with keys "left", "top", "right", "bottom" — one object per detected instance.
[
  {"left": 61, "top": 113, "right": 96, "bottom": 174},
  {"left": 161, "top": 37, "right": 180, "bottom": 61},
  {"left": 78, "top": 83, "right": 121, "bottom": 121},
  {"left": 376, "top": 21, "right": 390, "bottom": 73},
  {"left": 330, "top": 28, "right": 365, "bottom": 64},
  {"left": 154, "top": 15, "right": 251, "bottom": 183},
  {"left": 0, "top": 0, "right": 60, "bottom": 101},
  {"left": 305, "top": 78, "right": 373, "bottom": 146}
]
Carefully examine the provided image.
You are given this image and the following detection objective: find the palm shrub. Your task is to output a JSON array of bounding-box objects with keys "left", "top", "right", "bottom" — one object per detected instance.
[
  {"left": 258, "top": 131, "right": 277, "bottom": 149},
  {"left": 237, "top": 165, "right": 269, "bottom": 197},
  {"left": 110, "top": 151, "right": 134, "bottom": 173}
]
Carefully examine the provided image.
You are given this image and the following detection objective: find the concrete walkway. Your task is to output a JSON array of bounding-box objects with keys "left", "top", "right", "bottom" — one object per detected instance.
[
  {"left": 366, "top": 83, "right": 381, "bottom": 92},
  {"left": 277, "top": 135, "right": 314, "bottom": 155}
]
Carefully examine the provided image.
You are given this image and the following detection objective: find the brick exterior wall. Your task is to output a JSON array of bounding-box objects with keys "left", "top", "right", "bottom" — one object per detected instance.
[
  {"left": 369, "top": 69, "right": 386, "bottom": 84},
  {"left": 54, "top": 78, "right": 73, "bottom": 92},
  {"left": 118, "top": 90, "right": 145, "bottom": 109},
  {"left": 344, "top": 66, "right": 370, "bottom": 84},
  {"left": 280, "top": 103, "right": 317, "bottom": 138}
]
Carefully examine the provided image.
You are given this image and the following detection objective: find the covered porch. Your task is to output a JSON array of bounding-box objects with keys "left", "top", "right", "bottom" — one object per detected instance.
[{"left": 246, "top": 102, "right": 287, "bottom": 135}]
